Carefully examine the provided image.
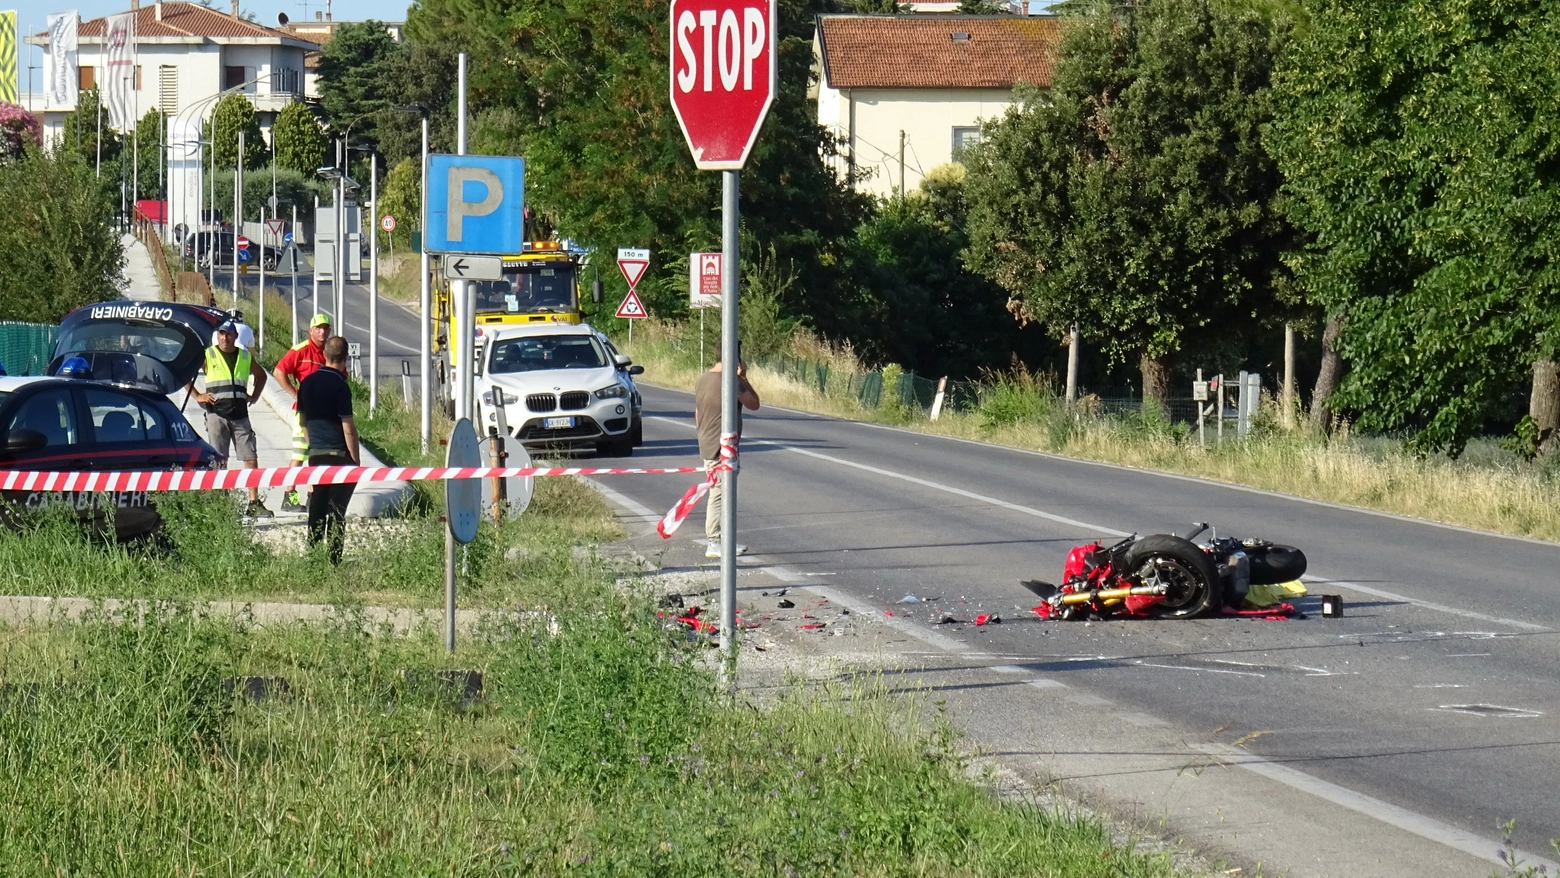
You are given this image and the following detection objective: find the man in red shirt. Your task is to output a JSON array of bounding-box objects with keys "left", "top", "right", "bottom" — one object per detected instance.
[{"left": 271, "top": 312, "right": 333, "bottom": 512}]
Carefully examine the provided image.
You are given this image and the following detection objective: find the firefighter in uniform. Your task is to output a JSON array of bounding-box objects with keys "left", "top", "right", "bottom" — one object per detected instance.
[{"left": 271, "top": 312, "right": 333, "bottom": 512}]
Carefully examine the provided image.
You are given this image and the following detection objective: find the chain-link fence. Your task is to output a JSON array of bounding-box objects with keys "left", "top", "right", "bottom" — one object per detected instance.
[
  {"left": 0, "top": 322, "right": 60, "bottom": 377},
  {"left": 755, "top": 353, "right": 1211, "bottom": 426}
]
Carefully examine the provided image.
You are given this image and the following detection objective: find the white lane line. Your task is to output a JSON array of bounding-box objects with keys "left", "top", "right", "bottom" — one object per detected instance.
[
  {"left": 646, "top": 415, "right": 1130, "bottom": 537},
  {"left": 1304, "top": 575, "right": 1551, "bottom": 633},
  {"left": 649, "top": 413, "right": 1552, "bottom": 634},
  {"left": 588, "top": 477, "right": 1551, "bottom": 874},
  {"left": 1194, "top": 742, "right": 1560, "bottom": 872}
]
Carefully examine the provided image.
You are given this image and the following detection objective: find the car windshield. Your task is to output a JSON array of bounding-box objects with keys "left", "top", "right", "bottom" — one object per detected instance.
[
  {"left": 474, "top": 263, "right": 576, "bottom": 314},
  {"left": 487, "top": 335, "right": 608, "bottom": 373},
  {"left": 55, "top": 320, "right": 191, "bottom": 364}
]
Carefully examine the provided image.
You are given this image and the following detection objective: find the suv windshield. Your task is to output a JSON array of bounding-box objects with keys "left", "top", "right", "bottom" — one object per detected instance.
[
  {"left": 474, "top": 263, "right": 576, "bottom": 314},
  {"left": 488, "top": 335, "right": 607, "bottom": 373}
]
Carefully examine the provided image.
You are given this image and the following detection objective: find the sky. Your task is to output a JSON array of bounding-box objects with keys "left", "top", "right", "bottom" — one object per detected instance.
[{"left": 14, "top": 0, "right": 413, "bottom": 98}]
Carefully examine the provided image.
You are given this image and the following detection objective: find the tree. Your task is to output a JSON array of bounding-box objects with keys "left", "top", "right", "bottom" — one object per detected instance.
[
  {"left": 406, "top": 0, "right": 869, "bottom": 342},
  {"left": 57, "top": 87, "right": 123, "bottom": 168},
  {"left": 206, "top": 165, "right": 332, "bottom": 224},
  {"left": 1268, "top": 0, "right": 1560, "bottom": 456},
  {"left": 849, "top": 165, "right": 1022, "bottom": 375},
  {"left": 376, "top": 157, "right": 420, "bottom": 251},
  {"left": 0, "top": 103, "right": 42, "bottom": 162},
  {"left": 132, "top": 108, "right": 163, "bottom": 199},
  {"left": 210, "top": 94, "right": 270, "bottom": 171},
  {"left": 375, "top": 44, "right": 459, "bottom": 167},
  {"left": 963, "top": 0, "right": 1298, "bottom": 406},
  {"left": 0, "top": 147, "right": 123, "bottom": 321},
  {"left": 272, "top": 101, "right": 328, "bottom": 176},
  {"left": 317, "top": 21, "right": 403, "bottom": 152}
]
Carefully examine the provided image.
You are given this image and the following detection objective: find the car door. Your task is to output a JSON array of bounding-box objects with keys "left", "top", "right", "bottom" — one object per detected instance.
[
  {"left": 80, "top": 386, "right": 171, "bottom": 538},
  {"left": 0, "top": 385, "right": 98, "bottom": 529}
]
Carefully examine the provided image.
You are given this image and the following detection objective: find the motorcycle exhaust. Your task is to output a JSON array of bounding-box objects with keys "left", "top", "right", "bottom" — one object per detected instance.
[{"left": 1022, "top": 580, "right": 1170, "bottom": 606}]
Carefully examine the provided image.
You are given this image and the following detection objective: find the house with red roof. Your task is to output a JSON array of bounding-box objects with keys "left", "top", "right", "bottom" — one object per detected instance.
[{"left": 813, "top": 14, "right": 1060, "bottom": 198}]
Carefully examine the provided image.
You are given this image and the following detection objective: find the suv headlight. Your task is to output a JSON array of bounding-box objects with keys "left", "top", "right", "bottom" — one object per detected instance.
[
  {"left": 481, "top": 389, "right": 519, "bottom": 405},
  {"left": 593, "top": 384, "right": 629, "bottom": 400}
]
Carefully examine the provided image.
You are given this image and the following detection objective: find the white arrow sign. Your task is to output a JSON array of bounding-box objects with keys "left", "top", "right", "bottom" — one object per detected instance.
[{"left": 443, "top": 254, "right": 505, "bottom": 281}]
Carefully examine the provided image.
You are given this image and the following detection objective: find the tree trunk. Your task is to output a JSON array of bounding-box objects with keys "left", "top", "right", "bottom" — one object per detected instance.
[
  {"left": 1310, "top": 314, "right": 1345, "bottom": 431},
  {"left": 1531, "top": 360, "right": 1560, "bottom": 458},
  {"left": 1140, "top": 350, "right": 1174, "bottom": 419}
]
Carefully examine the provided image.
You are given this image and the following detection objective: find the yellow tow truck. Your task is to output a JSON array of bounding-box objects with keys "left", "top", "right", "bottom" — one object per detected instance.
[{"left": 432, "top": 240, "right": 593, "bottom": 366}]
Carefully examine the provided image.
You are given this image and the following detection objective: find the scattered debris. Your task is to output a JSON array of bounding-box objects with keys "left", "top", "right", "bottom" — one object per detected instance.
[
  {"left": 799, "top": 622, "right": 826, "bottom": 630},
  {"left": 657, "top": 593, "right": 685, "bottom": 609},
  {"left": 974, "top": 613, "right": 1001, "bottom": 626},
  {"left": 777, "top": 599, "right": 795, "bottom": 609},
  {"left": 897, "top": 595, "right": 922, "bottom": 604},
  {"left": 935, "top": 613, "right": 962, "bottom": 625}
]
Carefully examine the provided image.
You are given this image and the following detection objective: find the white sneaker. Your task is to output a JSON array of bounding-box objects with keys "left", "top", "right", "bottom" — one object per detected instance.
[{"left": 705, "top": 543, "right": 747, "bottom": 558}]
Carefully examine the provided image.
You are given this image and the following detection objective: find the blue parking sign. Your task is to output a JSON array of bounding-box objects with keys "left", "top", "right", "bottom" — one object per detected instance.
[{"left": 425, "top": 155, "right": 525, "bottom": 255}]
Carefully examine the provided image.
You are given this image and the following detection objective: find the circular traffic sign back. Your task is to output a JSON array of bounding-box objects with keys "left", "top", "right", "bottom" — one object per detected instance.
[
  {"left": 381, "top": 215, "right": 396, "bottom": 232},
  {"left": 445, "top": 418, "right": 482, "bottom": 544}
]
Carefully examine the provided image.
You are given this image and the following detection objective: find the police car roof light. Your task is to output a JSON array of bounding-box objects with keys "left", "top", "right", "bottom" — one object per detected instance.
[{"left": 59, "top": 356, "right": 93, "bottom": 379}]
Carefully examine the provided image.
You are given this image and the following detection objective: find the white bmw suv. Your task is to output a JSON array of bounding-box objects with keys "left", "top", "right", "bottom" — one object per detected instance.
[{"left": 474, "top": 323, "right": 644, "bottom": 456}]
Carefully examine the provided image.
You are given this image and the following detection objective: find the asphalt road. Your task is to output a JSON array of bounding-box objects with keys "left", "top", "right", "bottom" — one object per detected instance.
[
  {"left": 235, "top": 260, "right": 427, "bottom": 387},
  {"left": 593, "top": 383, "right": 1560, "bottom": 873}
]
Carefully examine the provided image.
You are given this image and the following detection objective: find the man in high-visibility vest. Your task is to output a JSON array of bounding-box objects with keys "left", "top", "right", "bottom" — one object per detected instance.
[
  {"left": 272, "top": 312, "right": 333, "bottom": 512},
  {"left": 186, "top": 319, "right": 272, "bottom": 517}
]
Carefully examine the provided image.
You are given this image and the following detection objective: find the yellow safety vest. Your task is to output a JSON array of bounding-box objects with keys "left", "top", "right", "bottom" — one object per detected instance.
[{"left": 204, "top": 346, "right": 251, "bottom": 403}]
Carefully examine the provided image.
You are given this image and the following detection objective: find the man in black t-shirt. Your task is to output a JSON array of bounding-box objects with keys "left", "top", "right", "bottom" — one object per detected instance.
[{"left": 296, "top": 336, "right": 360, "bottom": 564}]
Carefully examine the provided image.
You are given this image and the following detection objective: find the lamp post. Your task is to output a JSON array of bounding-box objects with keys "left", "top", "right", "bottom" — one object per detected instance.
[
  {"left": 390, "top": 103, "right": 432, "bottom": 451},
  {"left": 349, "top": 143, "right": 379, "bottom": 412}
]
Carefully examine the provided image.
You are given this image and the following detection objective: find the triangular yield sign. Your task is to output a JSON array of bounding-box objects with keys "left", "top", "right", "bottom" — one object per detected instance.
[
  {"left": 618, "top": 259, "right": 649, "bottom": 289},
  {"left": 616, "top": 290, "right": 648, "bottom": 319},
  {"left": 266, "top": 218, "right": 286, "bottom": 236}
]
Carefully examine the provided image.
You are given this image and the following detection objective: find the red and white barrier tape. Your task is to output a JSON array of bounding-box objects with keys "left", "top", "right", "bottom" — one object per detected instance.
[
  {"left": 0, "top": 463, "right": 701, "bottom": 495},
  {"left": 656, "top": 433, "right": 738, "bottom": 539}
]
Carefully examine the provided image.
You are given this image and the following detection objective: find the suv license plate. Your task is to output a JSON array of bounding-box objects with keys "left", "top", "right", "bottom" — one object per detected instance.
[{"left": 543, "top": 416, "right": 575, "bottom": 430}]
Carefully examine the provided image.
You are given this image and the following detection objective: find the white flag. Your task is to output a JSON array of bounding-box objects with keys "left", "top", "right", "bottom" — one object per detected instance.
[
  {"left": 104, "top": 11, "right": 135, "bottom": 129},
  {"left": 44, "top": 11, "right": 78, "bottom": 110}
]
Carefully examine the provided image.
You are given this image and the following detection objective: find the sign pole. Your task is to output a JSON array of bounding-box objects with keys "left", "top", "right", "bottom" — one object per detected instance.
[
  {"left": 447, "top": 50, "right": 471, "bottom": 656},
  {"left": 235, "top": 130, "right": 244, "bottom": 308},
  {"left": 719, "top": 169, "right": 739, "bottom": 674},
  {"left": 370, "top": 151, "right": 379, "bottom": 414},
  {"left": 291, "top": 204, "right": 299, "bottom": 344},
  {"left": 258, "top": 205, "right": 265, "bottom": 351},
  {"left": 419, "top": 114, "right": 431, "bottom": 455}
]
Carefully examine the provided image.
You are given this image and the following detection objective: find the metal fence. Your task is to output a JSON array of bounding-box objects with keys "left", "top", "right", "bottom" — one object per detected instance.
[{"left": 0, "top": 322, "right": 59, "bottom": 377}]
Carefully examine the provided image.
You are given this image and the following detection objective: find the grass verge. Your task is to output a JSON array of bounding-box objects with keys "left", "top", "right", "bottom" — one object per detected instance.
[{"left": 622, "top": 321, "right": 1560, "bottom": 543}]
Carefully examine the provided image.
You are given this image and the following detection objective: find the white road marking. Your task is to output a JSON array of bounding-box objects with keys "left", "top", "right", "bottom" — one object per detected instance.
[
  {"left": 1304, "top": 575, "right": 1551, "bottom": 632},
  {"left": 1139, "top": 661, "right": 1265, "bottom": 677},
  {"left": 1194, "top": 741, "right": 1560, "bottom": 872},
  {"left": 607, "top": 410, "right": 1559, "bottom": 871}
]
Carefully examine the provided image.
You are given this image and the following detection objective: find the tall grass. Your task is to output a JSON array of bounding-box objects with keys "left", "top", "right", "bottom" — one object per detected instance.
[
  {"left": 0, "top": 557, "right": 1183, "bottom": 876},
  {"left": 623, "top": 320, "right": 1560, "bottom": 542}
]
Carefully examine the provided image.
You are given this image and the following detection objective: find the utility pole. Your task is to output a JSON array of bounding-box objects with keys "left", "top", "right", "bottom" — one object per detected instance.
[
  {"left": 1283, "top": 323, "right": 1296, "bottom": 429},
  {"left": 1066, "top": 324, "right": 1079, "bottom": 403},
  {"left": 235, "top": 129, "right": 244, "bottom": 307},
  {"left": 419, "top": 113, "right": 431, "bottom": 454},
  {"left": 898, "top": 129, "right": 905, "bottom": 198},
  {"left": 369, "top": 150, "right": 379, "bottom": 413}
]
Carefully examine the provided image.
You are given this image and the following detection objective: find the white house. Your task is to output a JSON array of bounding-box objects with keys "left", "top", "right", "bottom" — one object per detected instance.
[
  {"left": 25, "top": 1, "right": 321, "bottom": 240},
  {"left": 813, "top": 14, "right": 1059, "bottom": 199}
]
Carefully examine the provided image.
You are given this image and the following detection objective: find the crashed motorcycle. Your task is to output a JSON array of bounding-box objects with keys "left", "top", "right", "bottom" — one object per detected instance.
[{"left": 1022, "top": 523, "right": 1307, "bottom": 620}]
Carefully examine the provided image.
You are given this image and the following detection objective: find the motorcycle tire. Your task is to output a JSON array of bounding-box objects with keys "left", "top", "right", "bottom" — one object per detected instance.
[
  {"left": 1247, "top": 544, "right": 1307, "bottom": 585},
  {"left": 1123, "top": 534, "right": 1222, "bottom": 619}
]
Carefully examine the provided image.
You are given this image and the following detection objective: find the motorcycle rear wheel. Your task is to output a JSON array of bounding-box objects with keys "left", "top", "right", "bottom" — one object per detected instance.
[{"left": 1124, "top": 535, "right": 1222, "bottom": 619}]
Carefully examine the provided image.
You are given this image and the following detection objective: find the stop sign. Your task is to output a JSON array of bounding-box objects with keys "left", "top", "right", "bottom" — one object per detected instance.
[{"left": 669, "top": 0, "right": 776, "bottom": 170}]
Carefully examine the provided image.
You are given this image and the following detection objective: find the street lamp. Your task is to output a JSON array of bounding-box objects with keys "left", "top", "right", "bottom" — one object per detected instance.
[{"left": 390, "top": 103, "right": 432, "bottom": 450}]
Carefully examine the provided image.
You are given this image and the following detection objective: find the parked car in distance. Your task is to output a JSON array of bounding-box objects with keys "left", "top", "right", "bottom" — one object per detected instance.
[
  {"left": 182, "top": 230, "right": 280, "bottom": 271},
  {"left": 0, "top": 374, "right": 221, "bottom": 540},
  {"left": 474, "top": 323, "right": 644, "bottom": 456}
]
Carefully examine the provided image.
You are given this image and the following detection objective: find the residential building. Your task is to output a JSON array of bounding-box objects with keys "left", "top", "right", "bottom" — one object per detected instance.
[
  {"left": 813, "top": 14, "right": 1060, "bottom": 198},
  {"left": 25, "top": 1, "right": 321, "bottom": 243}
]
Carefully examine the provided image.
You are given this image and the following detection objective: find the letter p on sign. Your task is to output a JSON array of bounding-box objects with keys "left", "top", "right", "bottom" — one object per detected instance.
[
  {"left": 424, "top": 155, "right": 527, "bottom": 255},
  {"left": 669, "top": 0, "right": 776, "bottom": 170}
]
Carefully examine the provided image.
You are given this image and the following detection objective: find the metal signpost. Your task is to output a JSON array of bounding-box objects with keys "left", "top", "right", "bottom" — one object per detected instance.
[
  {"left": 257, "top": 209, "right": 266, "bottom": 351},
  {"left": 370, "top": 153, "right": 380, "bottom": 415},
  {"left": 669, "top": 0, "right": 777, "bottom": 672},
  {"left": 689, "top": 252, "right": 721, "bottom": 369},
  {"left": 616, "top": 248, "right": 650, "bottom": 341}
]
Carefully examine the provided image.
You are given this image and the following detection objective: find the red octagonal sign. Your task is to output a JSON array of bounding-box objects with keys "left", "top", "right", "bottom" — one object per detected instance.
[{"left": 669, "top": 0, "right": 776, "bottom": 170}]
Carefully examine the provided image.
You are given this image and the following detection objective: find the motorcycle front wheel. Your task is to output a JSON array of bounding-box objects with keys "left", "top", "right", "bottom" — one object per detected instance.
[{"left": 1124, "top": 534, "right": 1222, "bottom": 619}]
